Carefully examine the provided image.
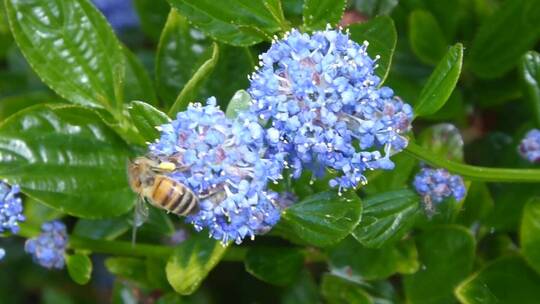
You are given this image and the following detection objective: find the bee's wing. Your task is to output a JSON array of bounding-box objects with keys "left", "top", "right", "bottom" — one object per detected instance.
[{"left": 131, "top": 197, "right": 149, "bottom": 246}]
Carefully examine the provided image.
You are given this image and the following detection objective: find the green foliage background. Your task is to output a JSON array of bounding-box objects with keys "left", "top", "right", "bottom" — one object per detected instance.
[{"left": 0, "top": 0, "right": 540, "bottom": 303}]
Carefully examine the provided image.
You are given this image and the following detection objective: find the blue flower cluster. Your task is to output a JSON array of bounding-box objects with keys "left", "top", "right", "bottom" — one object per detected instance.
[
  {"left": 25, "top": 221, "right": 68, "bottom": 269},
  {"left": 413, "top": 168, "right": 466, "bottom": 206},
  {"left": 0, "top": 182, "right": 25, "bottom": 260},
  {"left": 248, "top": 28, "right": 413, "bottom": 192},
  {"left": 0, "top": 182, "right": 25, "bottom": 234},
  {"left": 92, "top": 0, "right": 139, "bottom": 32},
  {"left": 150, "top": 98, "right": 284, "bottom": 244},
  {"left": 519, "top": 129, "right": 540, "bottom": 163}
]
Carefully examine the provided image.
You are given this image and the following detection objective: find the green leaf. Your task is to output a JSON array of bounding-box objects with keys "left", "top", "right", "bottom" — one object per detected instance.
[
  {"left": 520, "top": 198, "right": 540, "bottom": 274},
  {"left": 66, "top": 253, "right": 92, "bottom": 285},
  {"left": 419, "top": 123, "right": 464, "bottom": 162},
  {"left": 394, "top": 238, "right": 420, "bottom": 275},
  {"left": 166, "top": 234, "right": 228, "bottom": 295},
  {"left": 404, "top": 226, "right": 475, "bottom": 304},
  {"left": 280, "top": 191, "right": 362, "bottom": 247},
  {"left": 168, "top": 42, "right": 219, "bottom": 116},
  {"left": 106, "top": 257, "right": 151, "bottom": 287},
  {"left": 166, "top": 0, "right": 281, "bottom": 46},
  {"left": 5, "top": 0, "right": 125, "bottom": 111},
  {"left": 245, "top": 247, "right": 304, "bottom": 286},
  {"left": 155, "top": 9, "right": 213, "bottom": 106},
  {"left": 485, "top": 184, "right": 540, "bottom": 232},
  {"left": 128, "top": 101, "right": 170, "bottom": 142},
  {"left": 521, "top": 51, "right": 540, "bottom": 127},
  {"left": 133, "top": 0, "right": 169, "bottom": 41},
  {"left": 146, "top": 258, "right": 172, "bottom": 290},
  {"left": 416, "top": 0, "right": 470, "bottom": 41},
  {"left": 303, "top": 0, "right": 346, "bottom": 30},
  {"left": 225, "top": 90, "right": 252, "bottom": 118},
  {"left": 123, "top": 47, "right": 158, "bottom": 106},
  {"left": 281, "top": 270, "right": 320, "bottom": 304},
  {"left": 321, "top": 274, "right": 373, "bottom": 304},
  {"left": 0, "top": 104, "right": 135, "bottom": 218},
  {"left": 0, "top": 92, "right": 62, "bottom": 121},
  {"left": 364, "top": 153, "right": 416, "bottom": 195},
  {"left": 204, "top": 45, "right": 254, "bottom": 108},
  {"left": 353, "top": 0, "right": 398, "bottom": 17},
  {"left": 73, "top": 217, "right": 130, "bottom": 240},
  {"left": 283, "top": 0, "right": 303, "bottom": 19},
  {"left": 469, "top": 0, "right": 540, "bottom": 78},
  {"left": 408, "top": 10, "right": 447, "bottom": 65},
  {"left": 329, "top": 237, "right": 417, "bottom": 280},
  {"left": 423, "top": 90, "right": 465, "bottom": 122},
  {"left": 90, "top": 107, "right": 146, "bottom": 147},
  {"left": 352, "top": 189, "right": 420, "bottom": 248},
  {"left": 0, "top": 1, "right": 12, "bottom": 59},
  {"left": 348, "top": 16, "right": 397, "bottom": 84},
  {"left": 155, "top": 10, "right": 253, "bottom": 109},
  {"left": 457, "top": 182, "right": 494, "bottom": 227},
  {"left": 414, "top": 43, "right": 463, "bottom": 117},
  {"left": 23, "top": 197, "right": 63, "bottom": 226},
  {"left": 456, "top": 256, "right": 540, "bottom": 304}
]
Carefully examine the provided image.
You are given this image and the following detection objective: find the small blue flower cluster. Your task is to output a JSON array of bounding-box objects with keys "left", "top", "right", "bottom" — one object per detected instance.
[
  {"left": 92, "top": 0, "right": 139, "bottom": 32},
  {"left": 413, "top": 168, "right": 466, "bottom": 205},
  {"left": 150, "top": 98, "right": 284, "bottom": 244},
  {"left": 248, "top": 28, "right": 413, "bottom": 192},
  {"left": 0, "top": 182, "right": 25, "bottom": 234},
  {"left": 0, "top": 181, "right": 25, "bottom": 261},
  {"left": 25, "top": 221, "right": 68, "bottom": 269},
  {"left": 519, "top": 129, "right": 540, "bottom": 163}
]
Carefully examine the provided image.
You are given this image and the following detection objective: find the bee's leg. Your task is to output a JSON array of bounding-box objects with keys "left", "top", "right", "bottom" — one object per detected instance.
[
  {"left": 131, "top": 197, "right": 149, "bottom": 247},
  {"left": 200, "top": 188, "right": 227, "bottom": 206},
  {"left": 131, "top": 210, "right": 138, "bottom": 247}
]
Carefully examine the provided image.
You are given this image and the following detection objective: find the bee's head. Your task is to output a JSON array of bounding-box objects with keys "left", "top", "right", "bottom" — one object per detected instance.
[{"left": 127, "top": 157, "right": 154, "bottom": 192}]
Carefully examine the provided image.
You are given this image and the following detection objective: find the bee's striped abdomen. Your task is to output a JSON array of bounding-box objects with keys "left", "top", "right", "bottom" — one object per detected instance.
[{"left": 150, "top": 175, "right": 199, "bottom": 216}]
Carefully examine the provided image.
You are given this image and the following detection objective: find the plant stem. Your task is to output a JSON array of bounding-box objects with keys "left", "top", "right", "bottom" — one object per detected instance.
[
  {"left": 17, "top": 224, "right": 324, "bottom": 263},
  {"left": 405, "top": 142, "right": 540, "bottom": 182}
]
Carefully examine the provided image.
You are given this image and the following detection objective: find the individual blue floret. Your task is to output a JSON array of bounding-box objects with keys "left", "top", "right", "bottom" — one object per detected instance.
[
  {"left": 247, "top": 27, "right": 413, "bottom": 192},
  {"left": 25, "top": 221, "right": 68, "bottom": 269},
  {"left": 519, "top": 129, "right": 540, "bottom": 163},
  {"left": 150, "top": 97, "right": 285, "bottom": 244}
]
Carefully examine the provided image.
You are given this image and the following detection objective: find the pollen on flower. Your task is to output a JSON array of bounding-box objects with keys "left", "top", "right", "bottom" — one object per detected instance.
[
  {"left": 25, "top": 221, "right": 68, "bottom": 269},
  {"left": 149, "top": 97, "right": 285, "bottom": 244},
  {"left": 247, "top": 27, "right": 413, "bottom": 191},
  {"left": 519, "top": 129, "right": 540, "bottom": 163}
]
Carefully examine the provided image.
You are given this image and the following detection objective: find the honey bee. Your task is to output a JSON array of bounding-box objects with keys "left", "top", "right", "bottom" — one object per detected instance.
[
  {"left": 127, "top": 157, "right": 226, "bottom": 244},
  {"left": 127, "top": 157, "right": 199, "bottom": 244},
  {"left": 128, "top": 157, "right": 200, "bottom": 219}
]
